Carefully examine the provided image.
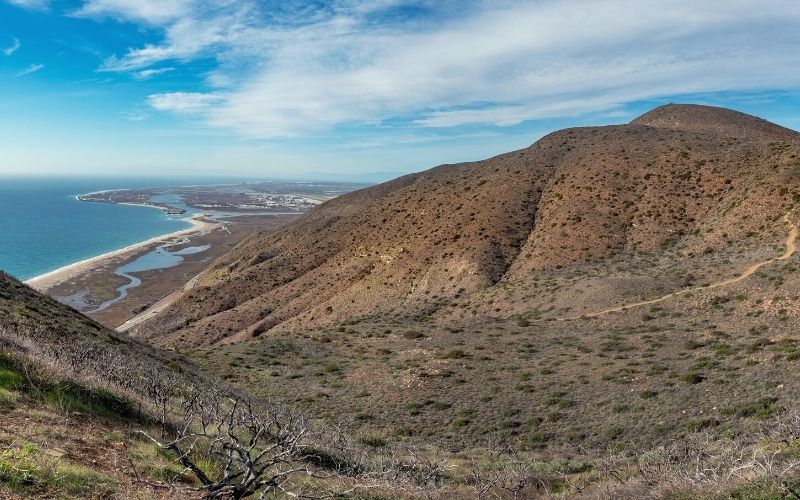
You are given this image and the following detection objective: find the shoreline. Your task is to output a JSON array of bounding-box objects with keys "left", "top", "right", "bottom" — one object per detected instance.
[{"left": 25, "top": 214, "right": 217, "bottom": 292}]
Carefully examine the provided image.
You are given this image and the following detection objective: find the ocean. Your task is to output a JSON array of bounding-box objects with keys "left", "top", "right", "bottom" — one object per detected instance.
[{"left": 0, "top": 176, "right": 228, "bottom": 281}]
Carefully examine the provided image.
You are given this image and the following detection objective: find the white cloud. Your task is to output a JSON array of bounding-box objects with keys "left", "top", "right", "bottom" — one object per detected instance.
[
  {"left": 4, "top": 0, "right": 48, "bottom": 11},
  {"left": 88, "top": 0, "right": 800, "bottom": 137},
  {"left": 147, "top": 92, "right": 224, "bottom": 113},
  {"left": 3, "top": 37, "right": 20, "bottom": 56},
  {"left": 73, "top": 0, "right": 190, "bottom": 25},
  {"left": 133, "top": 67, "right": 174, "bottom": 80},
  {"left": 99, "top": 20, "right": 230, "bottom": 72},
  {"left": 15, "top": 63, "right": 44, "bottom": 77}
]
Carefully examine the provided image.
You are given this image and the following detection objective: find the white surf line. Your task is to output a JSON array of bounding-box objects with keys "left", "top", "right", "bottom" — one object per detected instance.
[{"left": 25, "top": 215, "right": 217, "bottom": 292}]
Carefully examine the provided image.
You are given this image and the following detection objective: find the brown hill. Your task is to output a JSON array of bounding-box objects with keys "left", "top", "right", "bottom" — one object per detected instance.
[
  {"left": 632, "top": 103, "right": 799, "bottom": 140},
  {"left": 136, "top": 104, "right": 800, "bottom": 348}
]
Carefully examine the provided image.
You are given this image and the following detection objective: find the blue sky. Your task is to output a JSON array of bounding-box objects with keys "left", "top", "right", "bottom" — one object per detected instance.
[{"left": 1, "top": 0, "right": 799, "bottom": 179}]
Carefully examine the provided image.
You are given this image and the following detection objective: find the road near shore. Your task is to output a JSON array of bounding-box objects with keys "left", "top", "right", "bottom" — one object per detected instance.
[{"left": 116, "top": 273, "right": 202, "bottom": 332}]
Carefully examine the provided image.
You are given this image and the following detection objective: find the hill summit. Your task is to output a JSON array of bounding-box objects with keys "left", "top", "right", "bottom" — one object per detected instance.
[{"left": 632, "top": 103, "right": 799, "bottom": 140}]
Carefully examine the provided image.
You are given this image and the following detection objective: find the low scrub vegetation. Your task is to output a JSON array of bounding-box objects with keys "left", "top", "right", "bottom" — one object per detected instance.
[{"left": 6, "top": 318, "right": 800, "bottom": 498}]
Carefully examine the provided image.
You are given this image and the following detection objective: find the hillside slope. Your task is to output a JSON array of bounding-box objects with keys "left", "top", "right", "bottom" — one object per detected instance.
[
  {"left": 137, "top": 104, "right": 800, "bottom": 347},
  {"left": 7, "top": 104, "right": 800, "bottom": 497},
  {"left": 0, "top": 271, "right": 204, "bottom": 498},
  {"left": 0, "top": 273, "right": 380, "bottom": 499},
  {"left": 9, "top": 279, "right": 800, "bottom": 498}
]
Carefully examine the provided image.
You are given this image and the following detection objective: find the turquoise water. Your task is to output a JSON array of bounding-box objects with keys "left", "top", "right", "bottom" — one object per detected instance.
[{"left": 0, "top": 176, "right": 224, "bottom": 281}]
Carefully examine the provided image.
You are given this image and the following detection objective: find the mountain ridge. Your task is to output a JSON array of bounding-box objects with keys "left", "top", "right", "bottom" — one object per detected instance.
[{"left": 135, "top": 104, "right": 800, "bottom": 347}]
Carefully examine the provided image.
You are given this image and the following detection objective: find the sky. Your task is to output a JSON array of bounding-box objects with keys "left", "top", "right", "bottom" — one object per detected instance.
[{"left": 0, "top": 0, "right": 799, "bottom": 180}]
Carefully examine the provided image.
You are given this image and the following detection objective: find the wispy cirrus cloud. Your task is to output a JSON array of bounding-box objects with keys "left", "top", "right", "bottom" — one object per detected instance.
[
  {"left": 72, "top": 0, "right": 190, "bottom": 25},
  {"left": 15, "top": 63, "right": 43, "bottom": 77},
  {"left": 147, "top": 91, "right": 224, "bottom": 113},
  {"left": 3, "top": 0, "right": 48, "bottom": 11},
  {"left": 133, "top": 67, "right": 174, "bottom": 80},
  {"left": 80, "top": 0, "right": 800, "bottom": 138},
  {"left": 3, "top": 37, "right": 20, "bottom": 56}
]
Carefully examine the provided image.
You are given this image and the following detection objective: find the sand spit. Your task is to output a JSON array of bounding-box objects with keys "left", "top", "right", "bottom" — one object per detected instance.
[{"left": 25, "top": 215, "right": 217, "bottom": 292}]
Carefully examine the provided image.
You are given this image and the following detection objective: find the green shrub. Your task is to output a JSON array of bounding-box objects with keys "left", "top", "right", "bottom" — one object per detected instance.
[
  {"left": 321, "top": 362, "right": 340, "bottom": 373},
  {"left": 612, "top": 404, "right": 629, "bottom": 414},
  {"left": 684, "top": 418, "right": 718, "bottom": 433},
  {"left": 527, "top": 432, "right": 551, "bottom": 446},
  {"left": 603, "top": 427, "right": 624, "bottom": 440},
  {"left": 358, "top": 435, "right": 388, "bottom": 448},
  {"left": 441, "top": 349, "right": 467, "bottom": 359},
  {"left": 393, "top": 426, "right": 413, "bottom": 437},
  {"left": 681, "top": 372, "right": 705, "bottom": 384},
  {"left": 0, "top": 367, "right": 22, "bottom": 389},
  {"left": 640, "top": 390, "right": 659, "bottom": 399},
  {"left": 722, "top": 397, "right": 781, "bottom": 419}
]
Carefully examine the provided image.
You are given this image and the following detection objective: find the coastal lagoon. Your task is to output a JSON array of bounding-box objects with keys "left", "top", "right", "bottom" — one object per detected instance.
[
  {"left": 88, "top": 242, "right": 211, "bottom": 313},
  {"left": 0, "top": 176, "right": 226, "bottom": 281}
]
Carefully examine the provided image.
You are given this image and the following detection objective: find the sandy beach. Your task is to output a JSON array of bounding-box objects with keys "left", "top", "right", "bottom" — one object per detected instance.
[{"left": 25, "top": 215, "right": 218, "bottom": 292}]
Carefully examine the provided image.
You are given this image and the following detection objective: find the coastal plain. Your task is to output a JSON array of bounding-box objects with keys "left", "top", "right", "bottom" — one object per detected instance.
[
  {"left": 31, "top": 214, "right": 291, "bottom": 328},
  {"left": 27, "top": 182, "right": 358, "bottom": 329}
]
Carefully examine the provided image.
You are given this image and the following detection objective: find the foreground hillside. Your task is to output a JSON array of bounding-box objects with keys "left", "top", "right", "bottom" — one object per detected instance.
[
  {"left": 0, "top": 272, "right": 444, "bottom": 498},
  {"left": 131, "top": 105, "right": 800, "bottom": 461},
  {"left": 0, "top": 271, "right": 199, "bottom": 498},
  {"left": 11, "top": 270, "right": 800, "bottom": 499}
]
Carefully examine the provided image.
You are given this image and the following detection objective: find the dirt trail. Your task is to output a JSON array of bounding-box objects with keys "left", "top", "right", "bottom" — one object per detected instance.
[{"left": 559, "top": 213, "right": 798, "bottom": 321}]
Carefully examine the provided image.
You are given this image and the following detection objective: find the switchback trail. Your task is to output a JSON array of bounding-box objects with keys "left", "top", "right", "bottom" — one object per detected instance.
[{"left": 559, "top": 212, "right": 798, "bottom": 321}]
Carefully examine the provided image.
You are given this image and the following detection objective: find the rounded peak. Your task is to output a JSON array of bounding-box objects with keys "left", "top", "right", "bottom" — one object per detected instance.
[{"left": 631, "top": 103, "right": 798, "bottom": 140}]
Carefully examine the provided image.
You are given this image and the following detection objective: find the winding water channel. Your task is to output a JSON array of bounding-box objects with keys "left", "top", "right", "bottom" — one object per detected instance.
[{"left": 88, "top": 241, "right": 210, "bottom": 313}]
